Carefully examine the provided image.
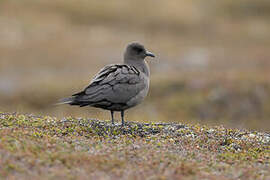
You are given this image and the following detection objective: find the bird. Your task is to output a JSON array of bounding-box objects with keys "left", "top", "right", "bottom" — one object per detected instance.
[{"left": 58, "top": 42, "right": 155, "bottom": 126}]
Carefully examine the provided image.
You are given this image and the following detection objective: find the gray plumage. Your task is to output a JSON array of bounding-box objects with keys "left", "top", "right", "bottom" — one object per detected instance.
[{"left": 59, "top": 42, "right": 155, "bottom": 125}]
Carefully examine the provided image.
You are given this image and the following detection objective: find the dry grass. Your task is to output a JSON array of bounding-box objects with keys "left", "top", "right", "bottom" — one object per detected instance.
[{"left": 0, "top": 112, "right": 269, "bottom": 179}]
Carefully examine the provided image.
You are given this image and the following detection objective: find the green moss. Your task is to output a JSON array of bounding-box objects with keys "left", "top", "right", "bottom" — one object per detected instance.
[{"left": 0, "top": 112, "right": 269, "bottom": 179}]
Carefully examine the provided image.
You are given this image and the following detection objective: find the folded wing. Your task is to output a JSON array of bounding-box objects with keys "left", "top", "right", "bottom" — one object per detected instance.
[{"left": 70, "top": 64, "right": 145, "bottom": 108}]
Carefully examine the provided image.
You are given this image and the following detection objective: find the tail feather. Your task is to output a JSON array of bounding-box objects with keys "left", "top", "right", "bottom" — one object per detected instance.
[{"left": 54, "top": 97, "right": 75, "bottom": 105}]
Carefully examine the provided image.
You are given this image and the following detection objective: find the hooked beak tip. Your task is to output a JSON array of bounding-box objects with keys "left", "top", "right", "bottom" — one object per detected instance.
[{"left": 146, "top": 51, "right": 155, "bottom": 58}]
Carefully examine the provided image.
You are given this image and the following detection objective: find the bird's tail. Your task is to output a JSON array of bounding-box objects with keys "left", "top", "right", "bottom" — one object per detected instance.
[{"left": 54, "top": 97, "right": 75, "bottom": 105}]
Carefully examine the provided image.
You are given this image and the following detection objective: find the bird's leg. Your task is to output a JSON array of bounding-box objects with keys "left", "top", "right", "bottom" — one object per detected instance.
[
  {"left": 121, "top": 110, "right": 125, "bottom": 126},
  {"left": 110, "top": 110, "right": 114, "bottom": 125}
]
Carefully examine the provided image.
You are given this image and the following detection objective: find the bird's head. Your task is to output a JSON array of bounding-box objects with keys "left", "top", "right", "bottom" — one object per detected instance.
[{"left": 124, "top": 42, "right": 155, "bottom": 61}]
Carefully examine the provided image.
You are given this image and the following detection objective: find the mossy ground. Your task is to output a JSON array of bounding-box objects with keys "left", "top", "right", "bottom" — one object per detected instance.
[{"left": 0, "top": 112, "right": 269, "bottom": 180}]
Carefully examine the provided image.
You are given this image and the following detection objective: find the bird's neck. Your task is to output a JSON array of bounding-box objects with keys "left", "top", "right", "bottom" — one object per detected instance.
[{"left": 124, "top": 59, "right": 150, "bottom": 77}]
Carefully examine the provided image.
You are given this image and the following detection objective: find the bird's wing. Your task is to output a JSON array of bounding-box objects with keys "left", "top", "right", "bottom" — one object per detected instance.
[{"left": 72, "top": 64, "right": 145, "bottom": 106}]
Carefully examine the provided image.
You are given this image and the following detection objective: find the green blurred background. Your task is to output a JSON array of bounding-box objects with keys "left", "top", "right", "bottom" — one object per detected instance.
[{"left": 1, "top": 0, "right": 270, "bottom": 131}]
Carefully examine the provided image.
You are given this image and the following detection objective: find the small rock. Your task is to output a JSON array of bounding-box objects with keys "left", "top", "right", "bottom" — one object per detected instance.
[{"left": 249, "top": 134, "right": 256, "bottom": 138}]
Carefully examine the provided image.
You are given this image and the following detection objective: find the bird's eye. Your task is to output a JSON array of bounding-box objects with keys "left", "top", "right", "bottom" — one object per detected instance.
[
  {"left": 137, "top": 48, "right": 143, "bottom": 53},
  {"left": 134, "top": 47, "right": 143, "bottom": 53}
]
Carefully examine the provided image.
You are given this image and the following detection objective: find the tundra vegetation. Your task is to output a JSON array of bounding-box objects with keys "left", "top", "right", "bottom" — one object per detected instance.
[{"left": 0, "top": 112, "right": 269, "bottom": 179}]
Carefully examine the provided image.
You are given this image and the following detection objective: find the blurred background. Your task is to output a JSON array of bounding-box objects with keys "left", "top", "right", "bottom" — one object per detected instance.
[{"left": 1, "top": 0, "right": 270, "bottom": 131}]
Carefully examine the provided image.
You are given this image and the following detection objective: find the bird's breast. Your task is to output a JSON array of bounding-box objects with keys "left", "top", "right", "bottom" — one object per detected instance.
[{"left": 126, "top": 74, "right": 149, "bottom": 108}]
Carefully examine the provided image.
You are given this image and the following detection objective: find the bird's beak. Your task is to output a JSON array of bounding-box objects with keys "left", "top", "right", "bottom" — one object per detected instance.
[{"left": 145, "top": 51, "right": 155, "bottom": 58}]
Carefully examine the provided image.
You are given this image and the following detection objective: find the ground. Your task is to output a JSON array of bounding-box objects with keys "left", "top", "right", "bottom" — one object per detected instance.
[{"left": 0, "top": 112, "right": 269, "bottom": 180}]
